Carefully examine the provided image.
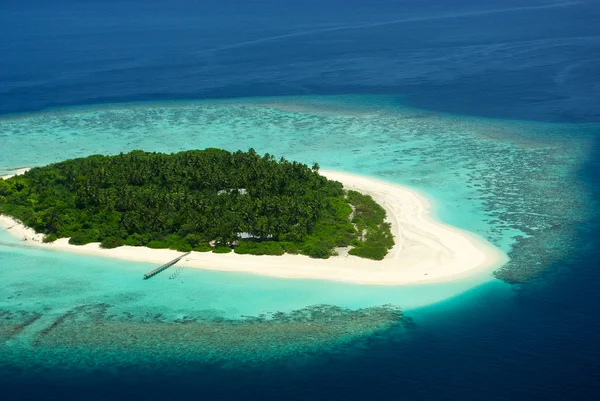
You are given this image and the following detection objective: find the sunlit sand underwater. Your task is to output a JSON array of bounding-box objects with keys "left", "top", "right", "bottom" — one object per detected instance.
[{"left": 0, "top": 95, "right": 596, "bottom": 370}]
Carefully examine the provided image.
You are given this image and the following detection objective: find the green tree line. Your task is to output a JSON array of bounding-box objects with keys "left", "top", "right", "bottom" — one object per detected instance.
[{"left": 0, "top": 149, "right": 393, "bottom": 259}]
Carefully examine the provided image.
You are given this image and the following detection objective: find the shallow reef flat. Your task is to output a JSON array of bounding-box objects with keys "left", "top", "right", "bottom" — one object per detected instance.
[
  {"left": 0, "top": 310, "right": 41, "bottom": 342},
  {"left": 0, "top": 304, "right": 406, "bottom": 371}
]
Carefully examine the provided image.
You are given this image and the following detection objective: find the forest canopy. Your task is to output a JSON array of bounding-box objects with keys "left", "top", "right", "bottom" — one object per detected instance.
[{"left": 0, "top": 149, "right": 393, "bottom": 259}]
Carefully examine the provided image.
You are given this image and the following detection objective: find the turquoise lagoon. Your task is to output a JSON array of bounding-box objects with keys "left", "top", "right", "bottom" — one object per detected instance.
[{"left": 0, "top": 95, "right": 596, "bottom": 368}]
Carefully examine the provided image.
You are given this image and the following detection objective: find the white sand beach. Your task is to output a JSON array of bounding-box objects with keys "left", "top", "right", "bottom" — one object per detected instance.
[
  {"left": 0, "top": 169, "right": 507, "bottom": 285},
  {"left": 0, "top": 168, "right": 31, "bottom": 180}
]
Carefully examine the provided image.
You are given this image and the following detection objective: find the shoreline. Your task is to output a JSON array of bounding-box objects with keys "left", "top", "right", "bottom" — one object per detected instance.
[
  {"left": 0, "top": 169, "right": 508, "bottom": 286},
  {"left": 0, "top": 168, "right": 31, "bottom": 179}
]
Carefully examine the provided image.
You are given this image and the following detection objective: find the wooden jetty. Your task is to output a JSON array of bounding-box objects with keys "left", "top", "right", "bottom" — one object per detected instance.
[{"left": 143, "top": 252, "right": 191, "bottom": 280}]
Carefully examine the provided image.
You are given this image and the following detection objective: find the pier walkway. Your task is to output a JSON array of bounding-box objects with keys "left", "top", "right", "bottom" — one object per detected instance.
[{"left": 143, "top": 252, "right": 191, "bottom": 279}]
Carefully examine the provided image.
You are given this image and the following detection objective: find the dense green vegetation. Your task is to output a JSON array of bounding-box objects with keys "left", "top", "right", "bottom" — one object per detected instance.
[
  {"left": 347, "top": 191, "right": 395, "bottom": 260},
  {"left": 0, "top": 149, "right": 393, "bottom": 259}
]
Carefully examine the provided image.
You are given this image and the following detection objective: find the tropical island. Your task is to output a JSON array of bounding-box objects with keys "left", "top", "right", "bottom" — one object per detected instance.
[
  {"left": 0, "top": 149, "right": 507, "bottom": 285},
  {"left": 0, "top": 149, "right": 393, "bottom": 260}
]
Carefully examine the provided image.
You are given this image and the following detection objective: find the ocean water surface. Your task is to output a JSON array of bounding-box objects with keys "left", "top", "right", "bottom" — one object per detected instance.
[{"left": 1, "top": 0, "right": 600, "bottom": 400}]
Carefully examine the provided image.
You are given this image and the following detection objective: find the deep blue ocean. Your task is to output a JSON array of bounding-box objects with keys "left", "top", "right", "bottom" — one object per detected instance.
[{"left": 1, "top": 0, "right": 600, "bottom": 400}]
